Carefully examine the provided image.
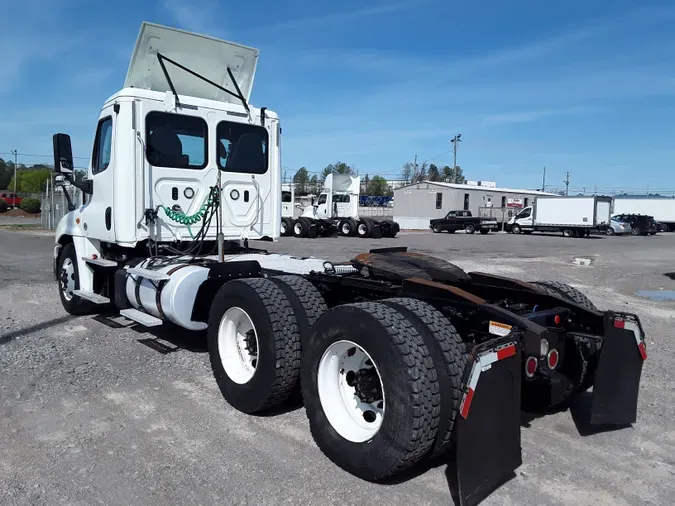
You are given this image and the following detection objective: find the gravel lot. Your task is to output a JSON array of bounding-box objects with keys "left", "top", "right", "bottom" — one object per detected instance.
[{"left": 1, "top": 229, "right": 674, "bottom": 505}]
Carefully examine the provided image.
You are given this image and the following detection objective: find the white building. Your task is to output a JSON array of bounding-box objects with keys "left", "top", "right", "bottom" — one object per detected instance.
[{"left": 394, "top": 181, "right": 557, "bottom": 230}]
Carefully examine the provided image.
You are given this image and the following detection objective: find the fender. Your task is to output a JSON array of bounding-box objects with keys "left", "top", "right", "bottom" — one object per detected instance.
[{"left": 54, "top": 209, "right": 103, "bottom": 292}]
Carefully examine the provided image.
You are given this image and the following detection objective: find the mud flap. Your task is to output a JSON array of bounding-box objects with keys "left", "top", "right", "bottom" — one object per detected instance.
[
  {"left": 454, "top": 338, "right": 522, "bottom": 506},
  {"left": 590, "top": 313, "right": 646, "bottom": 425}
]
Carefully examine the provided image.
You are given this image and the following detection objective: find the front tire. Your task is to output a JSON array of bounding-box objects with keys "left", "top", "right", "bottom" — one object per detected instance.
[
  {"left": 511, "top": 224, "right": 521, "bottom": 234},
  {"left": 208, "top": 278, "right": 302, "bottom": 413},
  {"left": 301, "top": 302, "right": 440, "bottom": 480},
  {"left": 57, "top": 243, "right": 93, "bottom": 315},
  {"left": 432, "top": 223, "right": 442, "bottom": 233}
]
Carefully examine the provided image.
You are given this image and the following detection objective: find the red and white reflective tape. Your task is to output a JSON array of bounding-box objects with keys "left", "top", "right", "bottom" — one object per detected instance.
[
  {"left": 459, "top": 342, "right": 517, "bottom": 419},
  {"left": 614, "top": 318, "right": 647, "bottom": 361}
]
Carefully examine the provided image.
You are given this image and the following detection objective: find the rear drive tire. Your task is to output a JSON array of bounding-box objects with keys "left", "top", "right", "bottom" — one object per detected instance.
[
  {"left": 293, "top": 217, "right": 311, "bottom": 238},
  {"left": 208, "top": 278, "right": 302, "bottom": 413},
  {"left": 356, "top": 219, "right": 373, "bottom": 238},
  {"left": 339, "top": 219, "right": 354, "bottom": 237},
  {"left": 381, "top": 298, "right": 467, "bottom": 459},
  {"left": 563, "top": 228, "right": 575, "bottom": 237},
  {"left": 57, "top": 243, "right": 93, "bottom": 316},
  {"left": 270, "top": 276, "right": 327, "bottom": 345},
  {"left": 390, "top": 222, "right": 400, "bottom": 237},
  {"left": 301, "top": 302, "right": 440, "bottom": 480},
  {"left": 464, "top": 223, "right": 476, "bottom": 234}
]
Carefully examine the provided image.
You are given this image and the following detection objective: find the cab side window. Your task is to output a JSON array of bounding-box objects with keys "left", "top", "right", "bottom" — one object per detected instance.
[
  {"left": 92, "top": 117, "right": 113, "bottom": 174},
  {"left": 317, "top": 194, "right": 327, "bottom": 205}
]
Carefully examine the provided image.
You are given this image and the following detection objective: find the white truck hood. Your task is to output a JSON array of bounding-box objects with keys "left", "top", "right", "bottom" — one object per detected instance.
[
  {"left": 125, "top": 22, "right": 259, "bottom": 104},
  {"left": 324, "top": 174, "right": 360, "bottom": 193}
]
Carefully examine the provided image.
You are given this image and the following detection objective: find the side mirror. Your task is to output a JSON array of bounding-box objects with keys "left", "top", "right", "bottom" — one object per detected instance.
[{"left": 53, "top": 133, "right": 74, "bottom": 174}]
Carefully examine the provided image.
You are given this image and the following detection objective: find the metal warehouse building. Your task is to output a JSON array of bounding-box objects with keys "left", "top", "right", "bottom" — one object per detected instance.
[{"left": 394, "top": 181, "right": 557, "bottom": 230}]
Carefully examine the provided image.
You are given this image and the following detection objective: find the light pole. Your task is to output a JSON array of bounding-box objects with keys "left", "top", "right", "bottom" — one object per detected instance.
[
  {"left": 10, "top": 149, "right": 18, "bottom": 203},
  {"left": 450, "top": 134, "right": 462, "bottom": 183}
]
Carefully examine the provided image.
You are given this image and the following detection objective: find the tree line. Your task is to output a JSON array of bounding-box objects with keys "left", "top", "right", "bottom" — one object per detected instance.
[
  {"left": 0, "top": 159, "right": 53, "bottom": 193},
  {"left": 291, "top": 160, "right": 468, "bottom": 197},
  {"left": 400, "top": 162, "right": 466, "bottom": 184}
]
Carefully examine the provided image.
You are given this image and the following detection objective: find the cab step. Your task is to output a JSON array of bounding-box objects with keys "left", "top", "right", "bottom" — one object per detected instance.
[
  {"left": 82, "top": 257, "right": 118, "bottom": 268},
  {"left": 73, "top": 290, "right": 110, "bottom": 304},
  {"left": 127, "top": 267, "right": 170, "bottom": 281},
  {"left": 120, "top": 308, "right": 163, "bottom": 327}
]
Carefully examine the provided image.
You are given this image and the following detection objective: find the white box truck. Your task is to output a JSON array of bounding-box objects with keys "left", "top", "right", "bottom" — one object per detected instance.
[
  {"left": 612, "top": 197, "right": 675, "bottom": 232},
  {"left": 507, "top": 196, "right": 612, "bottom": 237}
]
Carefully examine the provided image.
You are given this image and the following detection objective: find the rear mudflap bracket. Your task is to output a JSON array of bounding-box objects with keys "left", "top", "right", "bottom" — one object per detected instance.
[{"left": 612, "top": 313, "right": 647, "bottom": 361}]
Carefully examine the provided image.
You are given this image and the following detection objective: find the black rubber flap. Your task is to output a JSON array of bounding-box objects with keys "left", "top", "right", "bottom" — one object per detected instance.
[
  {"left": 590, "top": 314, "right": 644, "bottom": 425},
  {"left": 455, "top": 339, "right": 522, "bottom": 506}
]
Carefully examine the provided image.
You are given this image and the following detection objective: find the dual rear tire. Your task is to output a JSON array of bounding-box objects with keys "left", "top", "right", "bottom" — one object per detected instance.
[{"left": 207, "top": 278, "right": 467, "bottom": 480}]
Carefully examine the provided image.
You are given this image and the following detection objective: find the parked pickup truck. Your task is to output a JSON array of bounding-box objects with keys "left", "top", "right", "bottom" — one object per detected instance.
[
  {"left": 0, "top": 192, "right": 22, "bottom": 208},
  {"left": 430, "top": 210, "right": 499, "bottom": 234}
]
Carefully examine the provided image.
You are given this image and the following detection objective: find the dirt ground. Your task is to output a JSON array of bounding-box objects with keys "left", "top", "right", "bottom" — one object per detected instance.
[{"left": 1, "top": 229, "right": 674, "bottom": 505}]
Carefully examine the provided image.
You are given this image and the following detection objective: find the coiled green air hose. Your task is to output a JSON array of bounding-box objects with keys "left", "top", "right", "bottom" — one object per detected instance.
[{"left": 161, "top": 188, "right": 217, "bottom": 239}]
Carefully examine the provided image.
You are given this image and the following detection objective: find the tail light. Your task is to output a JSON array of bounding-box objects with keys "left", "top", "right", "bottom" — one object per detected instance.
[
  {"left": 525, "top": 356, "right": 537, "bottom": 377},
  {"left": 547, "top": 349, "right": 559, "bottom": 369}
]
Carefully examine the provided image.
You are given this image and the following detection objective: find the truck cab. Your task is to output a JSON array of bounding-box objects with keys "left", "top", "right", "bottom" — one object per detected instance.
[
  {"left": 52, "top": 22, "right": 282, "bottom": 297},
  {"left": 506, "top": 206, "right": 533, "bottom": 232}
]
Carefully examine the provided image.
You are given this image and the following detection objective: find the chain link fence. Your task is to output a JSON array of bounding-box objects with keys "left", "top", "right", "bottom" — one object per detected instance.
[{"left": 41, "top": 178, "right": 83, "bottom": 230}]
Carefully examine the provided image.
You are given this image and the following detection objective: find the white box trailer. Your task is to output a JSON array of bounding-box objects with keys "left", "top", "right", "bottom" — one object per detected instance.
[
  {"left": 613, "top": 197, "right": 675, "bottom": 231},
  {"left": 507, "top": 196, "right": 612, "bottom": 237}
]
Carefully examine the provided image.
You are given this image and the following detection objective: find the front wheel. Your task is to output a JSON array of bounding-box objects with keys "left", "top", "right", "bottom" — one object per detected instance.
[
  {"left": 511, "top": 224, "right": 521, "bottom": 234},
  {"left": 432, "top": 223, "right": 442, "bottom": 233},
  {"left": 57, "top": 243, "right": 93, "bottom": 315},
  {"left": 606, "top": 227, "right": 615, "bottom": 236},
  {"left": 631, "top": 227, "right": 640, "bottom": 236}
]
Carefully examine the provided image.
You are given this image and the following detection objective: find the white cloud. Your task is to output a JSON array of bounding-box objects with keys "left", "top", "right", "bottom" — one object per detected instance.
[{"left": 163, "top": 0, "right": 223, "bottom": 35}]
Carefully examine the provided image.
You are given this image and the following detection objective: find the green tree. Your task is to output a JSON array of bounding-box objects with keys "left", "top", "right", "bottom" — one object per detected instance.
[
  {"left": 428, "top": 163, "right": 440, "bottom": 182},
  {"left": 8, "top": 168, "right": 52, "bottom": 193},
  {"left": 0, "top": 158, "right": 11, "bottom": 190},
  {"left": 322, "top": 161, "right": 355, "bottom": 178},
  {"left": 362, "top": 174, "right": 370, "bottom": 194},
  {"left": 368, "top": 175, "right": 389, "bottom": 196},
  {"left": 309, "top": 175, "right": 319, "bottom": 195},
  {"left": 442, "top": 165, "right": 466, "bottom": 184},
  {"left": 293, "top": 167, "right": 310, "bottom": 195}
]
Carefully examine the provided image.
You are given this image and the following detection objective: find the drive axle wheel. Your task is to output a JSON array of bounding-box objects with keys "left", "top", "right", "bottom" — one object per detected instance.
[
  {"left": 208, "top": 278, "right": 301, "bottom": 413},
  {"left": 302, "top": 302, "right": 440, "bottom": 480}
]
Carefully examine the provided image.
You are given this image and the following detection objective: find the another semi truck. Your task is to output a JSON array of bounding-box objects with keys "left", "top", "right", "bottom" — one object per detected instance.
[
  {"left": 51, "top": 22, "right": 646, "bottom": 506},
  {"left": 507, "top": 196, "right": 612, "bottom": 237},
  {"left": 281, "top": 174, "right": 399, "bottom": 238},
  {"left": 613, "top": 196, "right": 675, "bottom": 232}
]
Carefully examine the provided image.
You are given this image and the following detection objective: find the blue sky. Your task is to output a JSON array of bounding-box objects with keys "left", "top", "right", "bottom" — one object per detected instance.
[{"left": 1, "top": 0, "right": 674, "bottom": 193}]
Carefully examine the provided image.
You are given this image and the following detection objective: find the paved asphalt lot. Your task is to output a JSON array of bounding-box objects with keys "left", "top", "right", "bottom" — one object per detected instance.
[{"left": 1, "top": 229, "right": 674, "bottom": 505}]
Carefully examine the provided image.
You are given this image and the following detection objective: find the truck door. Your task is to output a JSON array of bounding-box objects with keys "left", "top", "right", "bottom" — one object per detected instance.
[
  {"left": 80, "top": 110, "right": 116, "bottom": 242},
  {"left": 515, "top": 206, "right": 533, "bottom": 228},
  {"left": 316, "top": 193, "right": 329, "bottom": 218}
]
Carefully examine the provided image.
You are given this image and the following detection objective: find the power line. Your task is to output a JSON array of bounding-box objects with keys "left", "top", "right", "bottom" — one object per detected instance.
[{"left": 0, "top": 151, "right": 90, "bottom": 160}]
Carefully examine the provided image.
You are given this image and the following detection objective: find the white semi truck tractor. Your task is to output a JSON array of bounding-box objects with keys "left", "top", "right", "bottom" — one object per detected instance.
[
  {"left": 280, "top": 174, "right": 399, "bottom": 238},
  {"left": 51, "top": 22, "right": 647, "bottom": 506}
]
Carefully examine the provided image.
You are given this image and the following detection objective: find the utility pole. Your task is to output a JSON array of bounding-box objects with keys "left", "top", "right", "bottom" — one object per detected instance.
[
  {"left": 450, "top": 134, "right": 462, "bottom": 183},
  {"left": 11, "top": 150, "right": 18, "bottom": 201},
  {"left": 542, "top": 166, "right": 546, "bottom": 192},
  {"left": 563, "top": 172, "right": 571, "bottom": 196},
  {"left": 413, "top": 154, "right": 417, "bottom": 183}
]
